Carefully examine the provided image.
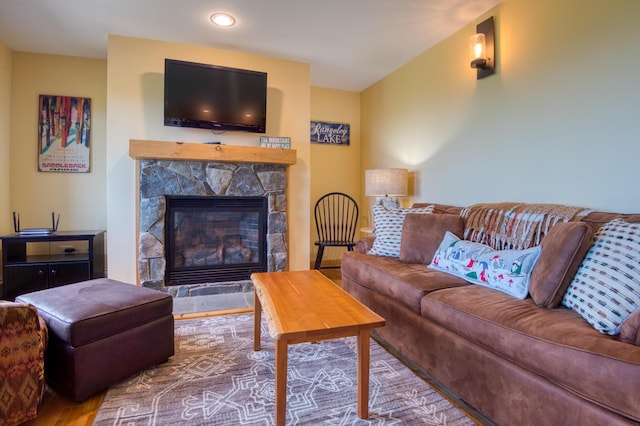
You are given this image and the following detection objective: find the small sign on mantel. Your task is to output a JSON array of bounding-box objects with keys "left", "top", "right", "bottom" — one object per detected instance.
[
  {"left": 260, "top": 136, "right": 291, "bottom": 149},
  {"left": 310, "top": 121, "right": 350, "bottom": 145}
]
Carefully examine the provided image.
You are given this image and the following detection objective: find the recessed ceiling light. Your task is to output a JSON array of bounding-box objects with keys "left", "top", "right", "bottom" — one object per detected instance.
[{"left": 210, "top": 13, "right": 236, "bottom": 27}]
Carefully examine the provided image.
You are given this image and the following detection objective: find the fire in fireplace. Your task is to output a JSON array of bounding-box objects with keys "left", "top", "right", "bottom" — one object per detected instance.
[{"left": 164, "top": 195, "right": 268, "bottom": 285}]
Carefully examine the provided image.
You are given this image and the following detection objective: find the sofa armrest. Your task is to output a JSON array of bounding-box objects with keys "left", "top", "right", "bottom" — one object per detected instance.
[
  {"left": 38, "top": 313, "right": 49, "bottom": 349},
  {"left": 0, "top": 301, "right": 48, "bottom": 423},
  {"left": 620, "top": 309, "right": 640, "bottom": 346},
  {"left": 356, "top": 236, "right": 375, "bottom": 253}
]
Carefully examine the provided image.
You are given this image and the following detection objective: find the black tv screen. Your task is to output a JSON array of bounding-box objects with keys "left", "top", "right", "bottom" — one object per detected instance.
[{"left": 164, "top": 59, "right": 267, "bottom": 133}]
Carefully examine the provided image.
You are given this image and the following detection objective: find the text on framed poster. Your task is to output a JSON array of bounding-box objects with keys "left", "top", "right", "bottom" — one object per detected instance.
[
  {"left": 310, "top": 121, "right": 350, "bottom": 145},
  {"left": 38, "top": 95, "right": 91, "bottom": 173}
]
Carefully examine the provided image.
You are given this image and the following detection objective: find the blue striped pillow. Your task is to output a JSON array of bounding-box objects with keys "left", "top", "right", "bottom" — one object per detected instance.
[
  {"left": 368, "top": 204, "right": 434, "bottom": 257},
  {"left": 562, "top": 218, "right": 640, "bottom": 335}
]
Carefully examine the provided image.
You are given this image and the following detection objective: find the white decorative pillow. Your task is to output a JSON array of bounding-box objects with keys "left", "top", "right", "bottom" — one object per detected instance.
[
  {"left": 368, "top": 204, "right": 435, "bottom": 257},
  {"left": 562, "top": 218, "right": 640, "bottom": 335},
  {"left": 428, "top": 231, "right": 542, "bottom": 299}
]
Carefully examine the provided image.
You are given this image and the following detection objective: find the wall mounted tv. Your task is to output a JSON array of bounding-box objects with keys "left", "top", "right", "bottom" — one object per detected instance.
[{"left": 164, "top": 59, "right": 267, "bottom": 133}]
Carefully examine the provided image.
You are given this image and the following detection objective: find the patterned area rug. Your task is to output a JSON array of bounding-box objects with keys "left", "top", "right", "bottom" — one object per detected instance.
[{"left": 93, "top": 314, "right": 474, "bottom": 425}]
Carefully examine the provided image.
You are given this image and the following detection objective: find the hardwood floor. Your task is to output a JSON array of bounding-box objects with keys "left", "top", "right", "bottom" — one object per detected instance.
[
  {"left": 24, "top": 269, "right": 343, "bottom": 425},
  {"left": 23, "top": 389, "right": 105, "bottom": 426},
  {"left": 318, "top": 267, "right": 342, "bottom": 286}
]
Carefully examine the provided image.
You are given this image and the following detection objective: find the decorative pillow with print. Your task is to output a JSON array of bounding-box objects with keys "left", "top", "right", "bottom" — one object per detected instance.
[
  {"left": 428, "top": 231, "right": 542, "bottom": 299},
  {"left": 368, "top": 204, "right": 435, "bottom": 258},
  {"left": 562, "top": 218, "right": 640, "bottom": 335}
]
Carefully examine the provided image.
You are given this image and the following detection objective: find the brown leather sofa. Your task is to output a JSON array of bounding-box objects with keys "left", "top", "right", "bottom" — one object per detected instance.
[{"left": 342, "top": 202, "right": 640, "bottom": 425}]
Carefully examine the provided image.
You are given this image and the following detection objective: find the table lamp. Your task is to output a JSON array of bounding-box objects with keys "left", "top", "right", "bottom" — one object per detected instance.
[{"left": 365, "top": 168, "right": 408, "bottom": 209}]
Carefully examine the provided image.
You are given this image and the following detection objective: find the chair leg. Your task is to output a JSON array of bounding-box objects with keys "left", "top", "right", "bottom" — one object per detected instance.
[{"left": 314, "top": 246, "right": 325, "bottom": 269}]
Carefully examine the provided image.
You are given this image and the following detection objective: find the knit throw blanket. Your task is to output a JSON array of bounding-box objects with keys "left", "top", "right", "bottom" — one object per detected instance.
[{"left": 461, "top": 202, "right": 586, "bottom": 250}]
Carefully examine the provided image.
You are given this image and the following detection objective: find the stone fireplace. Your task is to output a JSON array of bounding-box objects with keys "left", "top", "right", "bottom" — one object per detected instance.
[{"left": 131, "top": 140, "right": 297, "bottom": 296}]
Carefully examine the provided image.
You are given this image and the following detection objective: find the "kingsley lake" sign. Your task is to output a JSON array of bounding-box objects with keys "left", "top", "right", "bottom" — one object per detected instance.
[{"left": 310, "top": 121, "right": 350, "bottom": 145}]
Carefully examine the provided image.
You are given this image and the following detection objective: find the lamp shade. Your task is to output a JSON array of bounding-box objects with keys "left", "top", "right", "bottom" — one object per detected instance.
[{"left": 365, "top": 168, "right": 408, "bottom": 197}]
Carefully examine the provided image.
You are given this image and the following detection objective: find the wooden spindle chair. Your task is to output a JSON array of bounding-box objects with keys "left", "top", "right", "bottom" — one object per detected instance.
[{"left": 313, "top": 192, "right": 359, "bottom": 269}]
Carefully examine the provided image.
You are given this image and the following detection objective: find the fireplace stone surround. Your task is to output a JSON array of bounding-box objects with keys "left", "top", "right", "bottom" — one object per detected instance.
[{"left": 131, "top": 140, "right": 297, "bottom": 300}]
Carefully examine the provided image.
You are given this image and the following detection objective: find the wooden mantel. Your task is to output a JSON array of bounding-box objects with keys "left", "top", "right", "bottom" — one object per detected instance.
[{"left": 129, "top": 139, "right": 297, "bottom": 165}]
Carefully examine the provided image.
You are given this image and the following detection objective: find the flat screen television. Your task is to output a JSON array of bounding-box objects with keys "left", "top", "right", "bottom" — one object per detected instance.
[{"left": 164, "top": 59, "right": 267, "bottom": 133}]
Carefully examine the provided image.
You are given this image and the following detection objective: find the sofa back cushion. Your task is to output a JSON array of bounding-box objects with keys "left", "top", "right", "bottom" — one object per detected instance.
[
  {"left": 580, "top": 211, "right": 640, "bottom": 233},
  {"left": 412, "top": 203, "right": 463, "bottom": 216},
  {"left": 399, "top": 213, "right": 464, "bottom": 264},
  {"left": 529, "top": 221, "right": 594, "bottom": 308}
]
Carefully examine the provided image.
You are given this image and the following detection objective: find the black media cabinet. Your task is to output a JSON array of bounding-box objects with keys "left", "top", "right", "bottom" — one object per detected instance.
[{"left": 1, "top": 231, "right": 105, "bottom": 300}]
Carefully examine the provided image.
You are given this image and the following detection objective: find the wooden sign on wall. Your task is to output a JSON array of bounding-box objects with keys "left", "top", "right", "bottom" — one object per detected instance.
[{"left": 310, "top": 121, "right": 350, "bottom": 146}]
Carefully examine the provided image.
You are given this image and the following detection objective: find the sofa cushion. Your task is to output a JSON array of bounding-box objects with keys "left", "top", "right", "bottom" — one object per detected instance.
[
  {"left": 529, "top": 221, "right": 594, "bottom": 308},
  {"left": 420, "top": 285, "right": 640, "bottom": 422},
  {"left": 341, "top": 251, "right": 468, "bottom": 313},
  {"left": 562, "top": 218, "right": 640, "bottom": 335},
  {"left": 399, "top": 213, "right": 464, "bottom": 265},
  {"left": 429, "top": 231, "right": 541, "bottom": 299},
  {"left": 368, "top": 204, "right": 434, "bottom": 257}
]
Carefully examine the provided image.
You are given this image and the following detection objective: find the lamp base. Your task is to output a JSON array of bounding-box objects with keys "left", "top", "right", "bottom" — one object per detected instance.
[{"left": 376, "top": 196, "right": 400, "bottom": 209}]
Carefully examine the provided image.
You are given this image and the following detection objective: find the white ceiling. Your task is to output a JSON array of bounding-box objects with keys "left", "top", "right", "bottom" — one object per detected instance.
[{"left": 0, "top": 0, "right": 501, "bottom": 92}]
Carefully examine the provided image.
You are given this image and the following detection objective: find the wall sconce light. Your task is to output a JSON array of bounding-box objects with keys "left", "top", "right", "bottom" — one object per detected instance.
[
  {"left": 470, "top": 16, "right": 495, "bottom": 79},
  {"left": 365, "top": 168, "right": 408, "bottom": 210}
]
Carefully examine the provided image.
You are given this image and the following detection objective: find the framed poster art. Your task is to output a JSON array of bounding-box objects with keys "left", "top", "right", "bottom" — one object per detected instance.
[
  {"left": 310, "top": 120, "right": 350, "bottom": 145},
  {"left": 38, "top": 95, "right": 91, "bottom": 172}
]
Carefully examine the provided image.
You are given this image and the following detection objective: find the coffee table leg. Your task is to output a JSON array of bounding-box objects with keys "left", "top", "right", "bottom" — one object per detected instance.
[
  {"left": 357, "top": 329, "right": 370, "bottom": 419},
  {"left": 254, "top": 289, "right": 261, "bottom": 351},
  {"left": 275, "top": 338, "right": 288, "bottom": 425}
]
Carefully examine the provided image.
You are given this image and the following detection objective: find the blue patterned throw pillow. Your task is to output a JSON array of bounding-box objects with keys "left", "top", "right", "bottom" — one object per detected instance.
[
  {"left": 428, "top": 231, "right": 542, "bottom": 299},
  {"left": 368, "top": 204, "right": 434, "bottom": 257},
  {"left": 562, "top": 218, "right": 640, "bottom": 335}
]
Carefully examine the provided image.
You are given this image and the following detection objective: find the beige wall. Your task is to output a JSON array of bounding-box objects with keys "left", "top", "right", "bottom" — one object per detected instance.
[
  {"left": 0, "top": 43, "right": 11, "bottom": 237},
  {"left": 9, "top": 54, "right": 107, "bottom": 233},
  {"left": 106, "top": 36, "right": 311, "bottom": 283},
  {"left": 310, "top": 87, "right": 361, "bottom": 264},
  {"left": 362, "top": 0, "right": 640, "bottom": 213}
]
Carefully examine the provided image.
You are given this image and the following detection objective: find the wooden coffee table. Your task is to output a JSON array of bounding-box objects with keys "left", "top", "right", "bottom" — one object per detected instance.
[{"left": 251, "top": 270, "right": 385, "bottom": 425}]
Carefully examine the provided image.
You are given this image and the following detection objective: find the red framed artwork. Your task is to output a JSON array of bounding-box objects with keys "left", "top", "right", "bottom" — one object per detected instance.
[{"left": 38, "top": 95, "right": 91, "bottom": 173}]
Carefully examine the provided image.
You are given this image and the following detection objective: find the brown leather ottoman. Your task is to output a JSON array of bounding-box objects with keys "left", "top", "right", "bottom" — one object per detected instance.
[{"left": 16, "top": 278, "right": 174, "bottom": 402}]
